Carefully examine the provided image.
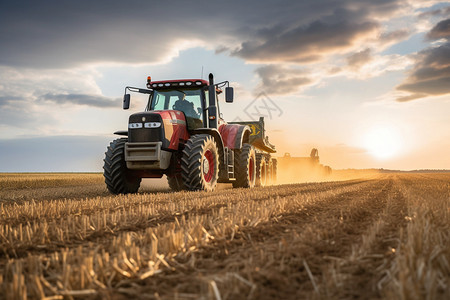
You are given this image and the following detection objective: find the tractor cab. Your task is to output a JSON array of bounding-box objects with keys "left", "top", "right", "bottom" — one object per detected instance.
[
  {"left": 145, "top": 78, "right": 212, "bottom": 130},
  {"left": 123, "top": 76, "right": 233, "bottom": 131}
]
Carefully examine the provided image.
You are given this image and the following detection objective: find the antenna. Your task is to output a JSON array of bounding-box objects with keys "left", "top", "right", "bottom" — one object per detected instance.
[{"left": 201, "top": 66, "right": 204, "bottom": 79}]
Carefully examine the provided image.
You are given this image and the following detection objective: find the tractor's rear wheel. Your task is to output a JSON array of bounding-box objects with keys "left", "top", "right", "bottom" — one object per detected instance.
[
  {"left": 167, "top": 174, "right": 184, "bottom": 191},
  {"left": 255, "top": 155, "right": 267, "bottom": 187},
  {"left": 233, "top": 143, "right": 256, "bottom": 188},
  {"left": 181, "top": 134, "right": 219, "bottom": 191},
  {"left": 103, "top": 138, "right": 141, "bottom": 194}
]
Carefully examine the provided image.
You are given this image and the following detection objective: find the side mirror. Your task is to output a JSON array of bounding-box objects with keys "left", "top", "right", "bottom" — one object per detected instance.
[
  {"left": 123, "top": 94, "right": 130, "bottom": 110},
  {"left": 225, "top": 87, "right": 234, "bottom": 103}
]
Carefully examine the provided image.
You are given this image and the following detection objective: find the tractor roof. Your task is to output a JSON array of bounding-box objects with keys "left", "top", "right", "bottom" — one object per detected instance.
[{"left": 147, "top": 79, "right": 209, "bottom": 89}]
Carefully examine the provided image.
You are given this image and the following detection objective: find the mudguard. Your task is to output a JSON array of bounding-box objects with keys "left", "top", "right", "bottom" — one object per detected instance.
[
  {"left": 191, "top": 128, "right": 225, "bottom": 155},
  {"left": 218, "top": 124, "right": 251, "bottom": 150}
]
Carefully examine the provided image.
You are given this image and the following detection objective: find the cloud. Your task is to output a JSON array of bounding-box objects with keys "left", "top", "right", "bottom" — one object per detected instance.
[
  {"left": 346, "top": 48, "right": 373, "bottom": 70},
  {"left": 417, "top": 5, "right": 450, "bottom": 19},
  {"left": 39, "top": 93, "right": 120, "bottom": 108},
  {"left": 230, "top": 20, "right": 378, "bottom": 64},
  {"left": 254, "top": 65, "right": 314, "bottom": 94},
  {"left": 426, "top": 18, "right": 450, "bottom": 40},
  {"left": 0, "top": 96, "right": 25, "bottom": 107},
  {"left": 396, "top": 18, "right": 450, "bottom": 101},
  {"left": 378, "top": 29, "right": 410, "bottom": 45},
  {"left": 0, "top": 66, "right": 118, "bottom": 132},
  {"left": 0, "top": 0, "right": 409, "bottom": 69},
  {"left": 0, "top": 0, "right": 442, "bottom": 102}
]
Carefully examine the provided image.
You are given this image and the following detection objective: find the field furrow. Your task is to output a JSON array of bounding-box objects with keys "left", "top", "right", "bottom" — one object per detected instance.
[
  {"left": 0, "top": 179, "right": 369, "bottom": 259},
  {"left": 0, "top": 173, "right": 448, "bottom": 300},
  {"left": 127, "top": 179, "right": 394, "bottom": 299}
]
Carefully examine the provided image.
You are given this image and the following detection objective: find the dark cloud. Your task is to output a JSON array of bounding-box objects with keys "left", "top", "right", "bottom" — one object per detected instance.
[
  {"left": 427, "top": 18, "right": 450, "bottom": 40},
  {"left": 39, "top": 93, "right": 120, "bottom": 108},
  {"left": 231, "top": 20, "right": 378, "bottom": 63},
  {"left": 346, "top": 48, "right": 372, "bottom": 70},
  {"left": 0, "top": 0, "right": 406, "bottom": 68},
  {"left": 255, "top": 65, "right": 313, "bottom": 94},
  {"left": 396, "top": 18, "right": 450, "bottom": 102},
  {"left": 0, "top": 96, "right": 25, "bottom": 107}
]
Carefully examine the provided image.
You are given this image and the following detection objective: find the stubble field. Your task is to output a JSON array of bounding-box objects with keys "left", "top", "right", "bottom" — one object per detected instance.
[{"left": 0, "top": 173, "right": 449, "bottom": 299}]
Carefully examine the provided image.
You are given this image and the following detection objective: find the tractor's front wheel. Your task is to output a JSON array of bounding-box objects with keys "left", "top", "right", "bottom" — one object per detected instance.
[
  {"left": 233, "top": 143, "right": 256, "bottom": 188},
  {"left": 181, "top": 134, "right": 219, "bottom": 191},
  {"left": 103, "top": 138, "right": 141, "bottom": 194}
]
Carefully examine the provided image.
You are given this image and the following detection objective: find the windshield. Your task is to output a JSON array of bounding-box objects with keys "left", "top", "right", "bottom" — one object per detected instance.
[{"left": 147, "top": 88, "right": 204, "bottom": 118}]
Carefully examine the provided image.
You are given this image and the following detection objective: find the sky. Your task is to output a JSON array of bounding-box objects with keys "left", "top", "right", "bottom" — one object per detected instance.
[{"left": 0, "top": 0, "right": 449, "bottom": 172}]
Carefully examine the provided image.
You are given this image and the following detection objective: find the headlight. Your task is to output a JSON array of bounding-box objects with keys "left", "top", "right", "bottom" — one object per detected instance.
[
  {"left": 144, "top": 122, "right": 161, "bottom": 128},
  {"left": 129, "top": 123, "right": 143, "bottom": 129}
]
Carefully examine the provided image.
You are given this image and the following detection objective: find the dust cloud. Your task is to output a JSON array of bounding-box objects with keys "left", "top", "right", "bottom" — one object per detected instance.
[{"left": 275, "top": 154, "right": 379, "bottom": 184}]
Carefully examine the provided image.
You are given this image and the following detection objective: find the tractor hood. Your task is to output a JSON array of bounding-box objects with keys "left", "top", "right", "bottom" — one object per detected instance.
[{"left": 128, "top": 111, "right": 189, "bottom": 150}]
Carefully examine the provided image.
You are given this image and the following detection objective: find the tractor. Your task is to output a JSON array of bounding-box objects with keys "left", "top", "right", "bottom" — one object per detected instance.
[{"left": 103, "top": 73, "right": 277, "bottom": 193}]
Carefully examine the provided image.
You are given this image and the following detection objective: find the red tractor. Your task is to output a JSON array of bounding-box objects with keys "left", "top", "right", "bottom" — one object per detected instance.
[{"left": 103, "top": 73, "right": 276, "bottom": 193}]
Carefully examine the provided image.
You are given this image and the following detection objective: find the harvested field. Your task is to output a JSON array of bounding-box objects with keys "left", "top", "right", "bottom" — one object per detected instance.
[{"left": 0, "top": 173, "right": 449, "bottom": 299}]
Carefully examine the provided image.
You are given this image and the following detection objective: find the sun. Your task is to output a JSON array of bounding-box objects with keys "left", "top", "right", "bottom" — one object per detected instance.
[{"left": 363, "top": 126, "right": 402, "bottom": 159}]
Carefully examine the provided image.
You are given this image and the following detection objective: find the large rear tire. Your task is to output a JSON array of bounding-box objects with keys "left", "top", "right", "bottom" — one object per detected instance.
[
  {"left": 103, "top": 138, "right": 141, "bottom": 194},
  {"left": 232, "top": 143, "right": 256, "bottom": 188},
  {"left": 255, "top": 155, "right": 267, "bottom": 187},
  {"left": 181, "top": 134, "right": 219, "bottom": 191}
]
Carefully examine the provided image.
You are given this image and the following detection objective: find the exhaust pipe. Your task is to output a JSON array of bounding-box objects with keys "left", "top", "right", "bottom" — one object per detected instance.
[
  {"left": 209, "top": 73, "right": 214, "bottom": 85},
  {"left": 208, "top": 73, "right": 218, "bottom": 128}
]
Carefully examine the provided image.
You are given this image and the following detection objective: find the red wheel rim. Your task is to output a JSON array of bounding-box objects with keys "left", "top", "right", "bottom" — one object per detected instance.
[
  {"left": 249, "top": 156, "right": 255, "bottom": 182},
  {"left": 203, "top": 149, "right": 215, "bottom": 183}
]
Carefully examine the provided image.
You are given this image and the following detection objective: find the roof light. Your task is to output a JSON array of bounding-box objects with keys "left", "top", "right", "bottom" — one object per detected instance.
[
  {"left": 186, "top": 82, "right": 192, "bottom": 86},
  {"left": 195, "top": 81, "right": 202, "bottom": 85},
  {"left": 179, "top": 82, "right": 185, "bottom": 86},
  {"left": 164, "top": 83, "right": 171, "bottom": 86},
  {"left": 152, "top": 83, "right": 158, "bottom": 87},
  {"left": 158, "top": 83, "right": 163, "bottom": 87},
  {"left": 147, "top": 76, "right": 151, "bottom": 83}
]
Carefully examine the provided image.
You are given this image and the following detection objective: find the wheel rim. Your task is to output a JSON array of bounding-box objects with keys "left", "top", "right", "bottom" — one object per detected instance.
[
  {"left": 249, "top": 156, "right": 255, "bottom": 182},
  {"left": 203, "top": 149, "right": 214, "bottom": 183}
]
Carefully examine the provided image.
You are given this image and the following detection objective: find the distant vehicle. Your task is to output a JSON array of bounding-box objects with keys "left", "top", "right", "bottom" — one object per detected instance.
[
  {"left": 103, "top": 73, "right": 277, "bottom": 194},
  {"left": 277, "top": 149, "right": 332, "bottom": 181}
]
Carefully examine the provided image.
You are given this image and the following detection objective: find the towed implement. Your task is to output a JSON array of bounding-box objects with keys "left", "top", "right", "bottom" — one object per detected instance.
[{"left": 103, "top": 73, "right": 277, "bottom": 194}]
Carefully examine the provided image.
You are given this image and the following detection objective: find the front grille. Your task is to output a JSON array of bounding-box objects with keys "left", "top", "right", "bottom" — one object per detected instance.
[{"left": 128, "top": 113, "right": 165, "bottom": 146}]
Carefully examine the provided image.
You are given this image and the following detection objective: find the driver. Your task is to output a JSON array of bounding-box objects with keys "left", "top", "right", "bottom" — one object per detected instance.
[{"left": 173, "top": 95, "right": 199, "bottom": 119}]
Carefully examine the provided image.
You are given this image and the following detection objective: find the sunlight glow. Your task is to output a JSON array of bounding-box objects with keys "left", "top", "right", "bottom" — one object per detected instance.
[{"left": 364, "top": 126, "right": 402, "bottom": 159}]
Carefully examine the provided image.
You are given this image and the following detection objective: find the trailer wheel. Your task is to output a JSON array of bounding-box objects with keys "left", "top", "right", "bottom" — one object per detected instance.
[
  {"left": 181, "top": 134, "right": 219, "bottom": 191},
  {"left": 167, "top": 174, "right": 184, "bottom": 191},
  {"left": 271, "top": 158, "right": 278, "bottom": 184},
  {"left": 103, "top": 138, "right": 141, "bottom": 194},
  {"left": 267, "top": 158, "right": 273, "bottom": 185},
  {"left": 233, "top": 143, "right": 256, "bottom": 188},
  {"left": 255, "top": 155, "right": 267, "bottom": 187}
]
